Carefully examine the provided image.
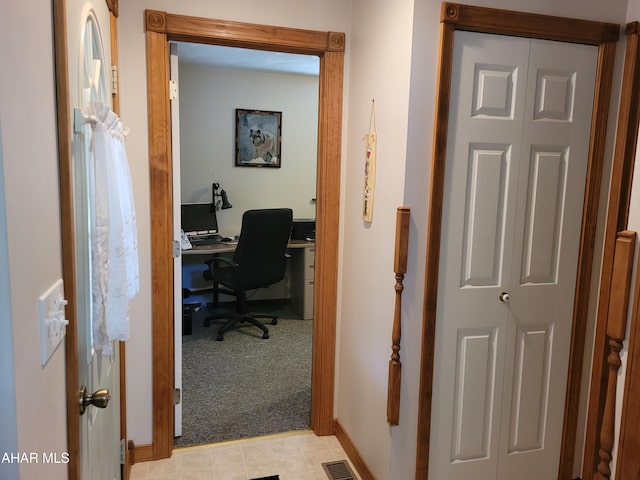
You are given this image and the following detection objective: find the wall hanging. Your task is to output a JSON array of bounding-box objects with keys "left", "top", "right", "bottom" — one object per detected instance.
[{"left": 235, "top": 108, "right": 282, "bottom": 167}]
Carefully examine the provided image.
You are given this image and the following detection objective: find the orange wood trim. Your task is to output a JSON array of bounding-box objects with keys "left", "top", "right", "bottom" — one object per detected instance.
[
  {"left": 131, "top": 443, "right": 154, "bottom": 464},
  {"left": 333, "top": 420, "right": 376, "bottom": 480},
  {"left": 617, "top": 231, "right": 640, "bottom": 478},
  {"left": 145, "top": 10, "right": 344, "bottom": 55},
  {"left": 145, "top": 10, "right": 166, "bottom": 34},
  {"left": 595, "top": 231, "right": 636, "bottom": 480},
  {"left": 145, "top": 10, "right": 344, "bottom": 458},
  {"left": 606, "top": 232, "right": 636, "bottom": 339},
  {"left": 105, "top": 0, "right": 118, "bottom": 17},
  {"left": 416, "top": 6, "right": 618, "bottom": 480},
  {"left": 560, "top": 37, "right": 618, "bottom": 480},
  {"left": 53, "top": 0, "right": 81, "bottom": 478},
  {"left": 441, "top": 2, "right": 619, "bottom": 44},
  {"left": 110, "top": 12, "right": 119, "bottom": 115},
  {"left": 387, "top": 206, "right": 410, "bottom": 426},
  {"left": 415, "top": 19, "right": 455, "bottom": 479},
  {"left": 583, "top": 24, "right": 640, "bottom": 479},
  {"left": 310, "top": 47, "right": 343, "bottom": 436},
  {"left": 145, "top": 28, "right": 175, "bottom": 460}
]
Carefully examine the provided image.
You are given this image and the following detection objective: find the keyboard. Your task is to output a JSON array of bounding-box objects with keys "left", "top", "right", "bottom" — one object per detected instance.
[{"left": 188, "top": 234, "right": 222, "bottom": 246}]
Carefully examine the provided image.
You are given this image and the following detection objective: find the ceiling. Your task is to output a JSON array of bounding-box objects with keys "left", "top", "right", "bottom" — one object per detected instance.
[{"left": 175, "top": 42, "right": 320, "bottom": 76}]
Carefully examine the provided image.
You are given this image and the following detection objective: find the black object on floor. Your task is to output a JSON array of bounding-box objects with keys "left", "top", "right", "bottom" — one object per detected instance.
[{"left": 250, "top": 476, "right": 279, "bottom": 480}]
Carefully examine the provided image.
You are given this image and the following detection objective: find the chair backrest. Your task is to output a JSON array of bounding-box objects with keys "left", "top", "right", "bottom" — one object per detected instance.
[{"left": 232, "top": 208, "right": 293, "bottom": 291}]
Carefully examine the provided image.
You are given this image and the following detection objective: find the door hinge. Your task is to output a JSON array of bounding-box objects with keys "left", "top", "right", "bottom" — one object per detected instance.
[
  {"left": 111, "top": 65, "right": 118, "bottom": 96},
  {"left": 120, "top": 439, "right": 126, "bottom": 464},
  {"left": 169, "top": 79, "right": 178, "bottom": 100},
  {"left": 173, "top": 240, "right": 181, "bottom": 258},
  {"left": 174, "top": 388, "right": 181, "bottom": 405}
]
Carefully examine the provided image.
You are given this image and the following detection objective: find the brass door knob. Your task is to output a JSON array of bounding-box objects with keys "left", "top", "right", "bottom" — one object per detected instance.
[
  {"left": 499, "top": 291, "right": 510, "bottom": 303},
  {"left": 78, "top": 386, "right": 110, "bottom": 415}
]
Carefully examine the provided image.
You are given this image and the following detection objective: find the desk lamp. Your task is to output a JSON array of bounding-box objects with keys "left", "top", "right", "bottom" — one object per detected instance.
[{"left": 212, "top": 182, "right": 233, "bottom": 210}]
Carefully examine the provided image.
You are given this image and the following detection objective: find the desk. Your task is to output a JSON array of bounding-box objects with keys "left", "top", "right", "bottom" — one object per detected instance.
[{"left": 182, "top": 239, "right": 315, "bottom": 319}]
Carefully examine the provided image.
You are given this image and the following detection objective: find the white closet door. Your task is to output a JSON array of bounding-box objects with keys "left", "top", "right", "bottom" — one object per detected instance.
[
  {"left": 170, "top": 43, "right": 183, "bottom": 438},
  {"left": 498, "top": 38, "right": 596, "bottom": 479},
  {"left": 429, "top": 31, "right": 596, "bottom": 480}
]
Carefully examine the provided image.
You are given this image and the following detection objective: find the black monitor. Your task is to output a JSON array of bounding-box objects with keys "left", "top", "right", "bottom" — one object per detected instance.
[{"left": 181, "top": 203, "right": 219, "bottom": 235}]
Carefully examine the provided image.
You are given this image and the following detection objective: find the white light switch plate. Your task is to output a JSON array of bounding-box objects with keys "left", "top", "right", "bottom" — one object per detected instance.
[{"left": 39, "top": 279, "right": 68, "bottom": 366}]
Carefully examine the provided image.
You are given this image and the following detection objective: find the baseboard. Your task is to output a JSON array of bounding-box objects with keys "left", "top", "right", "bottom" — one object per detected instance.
[
  {"left": 333, "top": 419, "right": 376, "bottom": 480},
  {"left": 129, "top": 441, "right": 154, "bottom": 464}
]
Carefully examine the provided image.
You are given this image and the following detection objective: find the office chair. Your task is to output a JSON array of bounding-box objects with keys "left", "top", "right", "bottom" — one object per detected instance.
[{"left": 202, "top": 208, "right": 293, "bottom": 341}]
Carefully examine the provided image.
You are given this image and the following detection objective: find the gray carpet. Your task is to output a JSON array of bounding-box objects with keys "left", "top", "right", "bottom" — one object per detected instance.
[{"left": 175, "top": 305, "right": 312, "bottom": 447}]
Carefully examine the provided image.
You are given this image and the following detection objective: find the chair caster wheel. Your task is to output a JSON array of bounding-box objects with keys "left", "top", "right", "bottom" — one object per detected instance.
[
  {"left": 270, "top": 319, "right": 278, "bottom": 325},
  {"left": 262, "top": 332, "right": 269, "bottom": 339},
  {"left": 216, "top": 334, "right": 224, "bottom": 341}
]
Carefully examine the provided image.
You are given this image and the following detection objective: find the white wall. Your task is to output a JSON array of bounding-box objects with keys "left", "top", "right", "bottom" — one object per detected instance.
[
  {"left": 341, "top": 0, "right": 627, "bottom": 479},
  {"left": 119, "top": 1, "right": 631, "bottom": 479},
  {"left": 178, "top": 61, "right": 319, "bottom": 236},
  {"left": 337, "top": 1, "right": 415, "bottom": 478},
  {"left": 0, "top": 123, "right": 19, "bottom": 480},
  {"left": 0, "top": 1, "right": 69, "bottom": 478},
  {"left": 119, "top": 0, "right": 353, "bottom": 447},
  {"left": 1, "top": 0, "right": 634, "bottom": 478}
]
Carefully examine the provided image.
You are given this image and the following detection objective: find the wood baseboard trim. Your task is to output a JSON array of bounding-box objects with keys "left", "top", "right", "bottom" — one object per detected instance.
[
  {"left": 130, "top": 442, "right": 154, "bottom": 464},
  {"left": 333, "top": 420, "right": 376, "bottom": 480}
]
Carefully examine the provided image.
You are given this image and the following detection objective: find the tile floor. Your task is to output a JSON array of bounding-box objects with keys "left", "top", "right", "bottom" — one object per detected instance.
[{"left": 129, "top": 431, "right": 362, "bottom": 480}]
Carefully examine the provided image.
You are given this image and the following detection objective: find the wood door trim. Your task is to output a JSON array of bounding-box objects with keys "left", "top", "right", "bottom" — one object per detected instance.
[
  {"left": 441, "top": 2, "right": 618, "bottom": 44},
  {"left": 583, "top": 23, "right": 640, "bottom": 479},
  {"left": 53, "top": 0, "right": 80, "bottom": 477},
  {"left": 415, "top": 4, "right": 618, "bottom": 479},
  {"left": 617, "top": 231, "right": 640, "bottom": 478},
  {"left": 144, "top": 10, "right": 344, "bottom": 458}
]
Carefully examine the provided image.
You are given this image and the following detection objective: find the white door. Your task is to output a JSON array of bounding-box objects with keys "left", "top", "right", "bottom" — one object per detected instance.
[
  {"left": 171, "top": 43, "right": 184, "bottom": 438},
  {"left": 65, "top": 0, "right": 121, "bottom": 477},
  {"left": 429, "top": 31, "right": 597, "bottom": 480}
]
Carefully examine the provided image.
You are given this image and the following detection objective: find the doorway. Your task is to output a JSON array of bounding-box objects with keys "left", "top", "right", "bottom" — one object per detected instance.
[
  {"left": 144, "top": 10, "right": 344, "bottom": 459},
  {"left": 172, "top": 42, "right": 320, "bottom": 446},
  {"left": 415, "top": 4, "right": 618, "bottom": 479}
]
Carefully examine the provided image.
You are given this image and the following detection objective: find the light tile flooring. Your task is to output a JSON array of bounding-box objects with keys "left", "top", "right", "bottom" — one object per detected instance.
[{"left": 129, "top": 431, "right": 362, "bottom": 480}]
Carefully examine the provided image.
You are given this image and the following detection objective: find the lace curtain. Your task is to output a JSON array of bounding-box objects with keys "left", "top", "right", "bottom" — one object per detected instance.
[{"left": 88, "top": 101, "right": 139, "bottom": 355}]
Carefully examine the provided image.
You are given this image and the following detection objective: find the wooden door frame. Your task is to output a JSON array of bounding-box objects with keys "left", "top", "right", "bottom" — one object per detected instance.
[
  {"left": 584, "top": 22, "right": 640, "bottom": 480},
  {"left": 415, "top": 4, "right": 619, "bottom": 479},
  {"left": 143, "top": 10, "right": 344, "bottom": 459},
  {"left": 53, "top": 0, "right": 125, "bottom": 479}
]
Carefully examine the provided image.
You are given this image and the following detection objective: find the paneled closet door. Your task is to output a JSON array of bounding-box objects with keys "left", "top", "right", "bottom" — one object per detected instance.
[{"left": 429, "top": 31, "right": 596, "bottom": 480}]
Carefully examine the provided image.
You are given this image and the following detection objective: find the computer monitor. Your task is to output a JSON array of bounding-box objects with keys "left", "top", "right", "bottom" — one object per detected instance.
[{"left": 181, "top": 203, "right": 219, "bottom": 235}]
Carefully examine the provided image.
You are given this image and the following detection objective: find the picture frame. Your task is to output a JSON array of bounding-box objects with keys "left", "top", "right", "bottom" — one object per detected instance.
[{"left": 235, "top": 108, "right": 282, "bottom": 167}]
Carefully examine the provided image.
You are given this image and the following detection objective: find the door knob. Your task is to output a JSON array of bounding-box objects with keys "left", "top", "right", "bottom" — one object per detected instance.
[
  {"left": 499, "top": 291, "right": 510, "bottom": 302},
  {"left": 78, "top": 386, "right": 110, "bottom": 415}
]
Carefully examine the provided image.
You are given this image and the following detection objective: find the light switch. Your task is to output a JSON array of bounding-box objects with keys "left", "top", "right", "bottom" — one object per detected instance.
[{"left": 39, "top": 279, "right": 69, "bottom": 366}]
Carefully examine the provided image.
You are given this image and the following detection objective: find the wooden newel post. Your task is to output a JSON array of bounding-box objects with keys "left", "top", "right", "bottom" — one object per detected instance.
[
  {"left": 387, "top": 206, "right": 410, "bottom": 426},
  {"left": 596, "top": 231, "right": 636, "bottom": 479}
]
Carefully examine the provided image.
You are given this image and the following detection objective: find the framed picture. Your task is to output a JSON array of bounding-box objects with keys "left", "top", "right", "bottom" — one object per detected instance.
[{"left": 235, "top": 109, "right": 282, "bottom": 167}]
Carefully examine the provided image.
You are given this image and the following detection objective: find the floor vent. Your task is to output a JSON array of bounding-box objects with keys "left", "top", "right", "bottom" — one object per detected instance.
[{"left": 322, "top": 460, "right": 356, "bottom": 480}]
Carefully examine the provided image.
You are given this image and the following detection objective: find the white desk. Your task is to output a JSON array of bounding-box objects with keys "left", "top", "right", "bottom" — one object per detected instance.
[{"left": 182, "top": 239, "right": 315, "bottom": 319}]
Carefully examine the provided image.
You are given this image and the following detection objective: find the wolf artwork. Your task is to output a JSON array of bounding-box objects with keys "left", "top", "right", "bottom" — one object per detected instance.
[{"left": 249, "top": 128, "right": 277, "bottom": 163}]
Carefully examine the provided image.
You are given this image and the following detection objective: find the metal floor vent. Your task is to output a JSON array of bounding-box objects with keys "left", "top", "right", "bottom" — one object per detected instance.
[{"left": 321, "top": 460, "right": 356, "bottom": 480}]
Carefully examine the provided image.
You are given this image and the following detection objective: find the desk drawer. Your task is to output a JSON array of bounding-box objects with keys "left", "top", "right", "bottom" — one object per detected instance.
[
  {"left": 303, "top": 282, "right": 314, "bottom": 319},
  {"left": 304, "top": 248, "right": 315, "bottom": 281}
]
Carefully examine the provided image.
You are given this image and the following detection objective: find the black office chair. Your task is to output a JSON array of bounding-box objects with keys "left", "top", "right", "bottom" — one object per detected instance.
[{"left": 203, "top": 208, "right": 293, "bottom": 341}]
